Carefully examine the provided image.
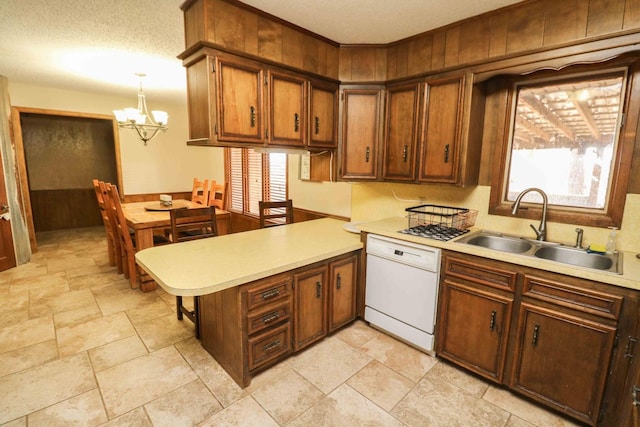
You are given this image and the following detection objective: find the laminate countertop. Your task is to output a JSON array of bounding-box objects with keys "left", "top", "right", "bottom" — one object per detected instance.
[
  {"left": 135, "top": 218, "right": 363, "bottom": 296},
  {"left": 358, "top": 216, "right": 640, "bottom": 292}
]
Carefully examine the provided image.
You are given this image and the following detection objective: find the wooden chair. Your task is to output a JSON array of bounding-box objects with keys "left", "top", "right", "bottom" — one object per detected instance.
[
  {"left": 208, "top": 182, "right": 228, "bottom": 210},
  {"left": 106, "top": 184, "right": 169, "bottom": 288},
  {"left": 169, "top": 206, "right": 218, "bottom": 338},
  {"left": 191, "top": 178, "right": 210, "bottom": 205},
  {"left": 94, "top": 180, "right": 124, "bottom": 274},
  {"left": 258, "top": 200, "right": 294, "bottom": 228},
  {"left": 92, "top": 179, "right": 119, "bottom": 270}
]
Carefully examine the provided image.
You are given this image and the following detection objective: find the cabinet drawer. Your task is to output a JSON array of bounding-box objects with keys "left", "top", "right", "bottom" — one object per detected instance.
[
  {"left": 444, "top": 256, "right": 517, "bottom": 292},
  {"left": 245, "top": 273, "right": 291, "bottom": 312},
  {"left": 246, "top": 301, "right": 291, "bottom": 336},
  {"left": 248, "top": 323, "right": 292, "bottom": 371},
  {"left": 522, "top": 275, "right": 623, "bottom": 320}
]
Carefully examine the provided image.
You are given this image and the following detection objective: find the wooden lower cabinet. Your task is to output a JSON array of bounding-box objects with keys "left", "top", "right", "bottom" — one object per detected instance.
[
  {"left": 437, "top": 251, "right": 639, "bottom": 426},
  {"left": 199, "top": 251, "right": 359, "bottom": 388}
]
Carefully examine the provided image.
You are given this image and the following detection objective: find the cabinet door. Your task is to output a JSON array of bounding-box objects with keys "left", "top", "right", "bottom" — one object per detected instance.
[
  {"left": 309, "top": 82, "right": 338, "bottom": 148},
  {"left": 382, "top": 83, "right": 421, "bottom": 181},
  {"left": 511, "top": 302, "right": 616, "bottom": 425},
  {"left": 340, "top": 88, "right": 384, "bottom": 180},
  {"left": 437, "top": 280, "right": 513, "bottom": 383},
  {"left": 418, "top": 75, "right": 464, "bottom": 183},
  {"left": 269, "top": 71, "right": 306, "bottom": 147},
  {"left": 216, "top": 57, "right": 265, "bottom": 143},
  {"left": 293, "top": 265, "right": 328, "bottom": 351},
  {"left": 328, "top": 255, "right": 357, "bottom": 332}
]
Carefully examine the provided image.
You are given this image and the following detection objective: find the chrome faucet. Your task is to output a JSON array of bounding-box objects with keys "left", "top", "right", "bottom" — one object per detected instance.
[
  {"left": 574, "top": 228, "right": 584, "bottom": 248},
  {"left": 511, "top": 188, "right": 548, "bottom": 241}
]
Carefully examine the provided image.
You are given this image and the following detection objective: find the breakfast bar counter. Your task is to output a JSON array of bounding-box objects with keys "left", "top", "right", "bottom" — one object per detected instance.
[{"left": 135, "top": 218, "right": 363, "bottom": 296}]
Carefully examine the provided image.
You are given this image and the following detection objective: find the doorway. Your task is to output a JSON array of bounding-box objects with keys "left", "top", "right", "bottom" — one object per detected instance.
[{"left": 11, "top": 107, "right": 122, "bottom": 250}]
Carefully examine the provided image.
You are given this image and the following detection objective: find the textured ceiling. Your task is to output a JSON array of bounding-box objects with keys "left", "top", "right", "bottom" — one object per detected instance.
[{"left": 0, "top": 0, "right": 523, "bottom": 103}]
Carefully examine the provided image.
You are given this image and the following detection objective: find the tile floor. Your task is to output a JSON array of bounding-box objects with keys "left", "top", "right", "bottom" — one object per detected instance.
[{"left": 0, "top": 227, "right": 581, "bottom": 426}]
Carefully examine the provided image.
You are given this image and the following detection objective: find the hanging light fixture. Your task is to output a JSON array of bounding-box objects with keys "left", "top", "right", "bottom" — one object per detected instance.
[{"left": 113, "top": 73, "right": 168, "bottom": 145}]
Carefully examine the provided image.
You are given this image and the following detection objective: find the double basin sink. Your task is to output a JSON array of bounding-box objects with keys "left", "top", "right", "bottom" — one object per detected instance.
[{"left": 456, "top": 230, "right": 622, "bottom": 274}]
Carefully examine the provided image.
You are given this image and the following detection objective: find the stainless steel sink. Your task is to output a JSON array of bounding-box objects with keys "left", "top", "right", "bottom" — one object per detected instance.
[
  {"left": 534, "top": 245, "right": 617, "bottom": 272},
  {"left": 465, "top": 234, "right": 534, "bottom": 254},
  {"left": 456, "top": 230, "right": 622, "bottom": 274}
]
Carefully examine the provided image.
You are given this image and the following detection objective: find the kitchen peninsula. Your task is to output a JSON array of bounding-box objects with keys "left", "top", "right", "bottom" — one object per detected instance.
[{"left": 135, "top": 218, "right": 363, "bottom": 387}]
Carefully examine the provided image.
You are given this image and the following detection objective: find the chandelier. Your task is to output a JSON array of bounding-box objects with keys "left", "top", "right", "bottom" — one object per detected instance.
[{"left": 113, "top": 73, "right": 168, "bottom": 145}]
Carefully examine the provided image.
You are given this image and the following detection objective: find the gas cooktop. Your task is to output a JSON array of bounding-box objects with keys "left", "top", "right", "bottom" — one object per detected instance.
[{"left": 399, "top": 224, "right": 470, "bottom": 242}]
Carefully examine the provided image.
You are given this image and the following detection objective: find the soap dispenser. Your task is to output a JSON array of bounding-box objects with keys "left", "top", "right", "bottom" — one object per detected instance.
[{"left": 605, "top": 227, "right": 618, "bottom": 254}]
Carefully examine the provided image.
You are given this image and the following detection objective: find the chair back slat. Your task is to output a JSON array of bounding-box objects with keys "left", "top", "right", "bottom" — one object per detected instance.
[
  {"left": 170, "top": 206, "right": 218, "bottom": 242},
  {"left": 258, "top": 200, "right": 294, "bottom": 228}
]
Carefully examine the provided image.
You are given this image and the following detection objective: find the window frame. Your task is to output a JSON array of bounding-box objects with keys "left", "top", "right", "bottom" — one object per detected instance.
[
  {"left": 488, "top": 56, "right": 640, "bottom": 228},
  {"left": 224, "top": 147, "right": 288, "bottom": 217}
]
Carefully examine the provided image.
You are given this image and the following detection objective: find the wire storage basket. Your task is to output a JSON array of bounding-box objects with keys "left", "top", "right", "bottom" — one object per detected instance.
[{"left": 405, "top": 204, "right": 478, "bottom": 231}]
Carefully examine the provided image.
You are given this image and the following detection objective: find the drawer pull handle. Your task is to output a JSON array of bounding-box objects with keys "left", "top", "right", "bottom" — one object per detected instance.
[
  {"left": 261, "top": 289, "right": 280, "bottom": 300},
  {"left": 625, "top": 337, "right": 638, "bottom": 360},
  {"left": 489, "top": 310, "right": 496, "bottom": 331},
  {"left": 336, "top": 273, "right": 341, "bottom": 290},
  {"left": 261, "top": 312, "right": 280, "bottom": 324},
  {"left": 263, "top": 339, "right": 280, "bottom": 352},
  {"left": 633, "top": 385, "right": 640, "bottom": 406},
  {"left": 532, "top": 324, "right": 540, "bottom": 346}
]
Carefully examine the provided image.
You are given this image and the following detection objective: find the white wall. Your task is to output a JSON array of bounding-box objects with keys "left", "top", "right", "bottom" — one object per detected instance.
[{"left": 7, "top": 81, "right": 224, "bottom": 195}]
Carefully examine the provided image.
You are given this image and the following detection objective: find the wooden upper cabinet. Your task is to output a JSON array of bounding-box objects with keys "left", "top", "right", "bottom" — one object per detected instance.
[
  {"left": 216, "top": 56, "right": 265, "bottom": 144},
  {"left": 382, "top": 82, "right": 422, "bottom": 181},
  {"left": 340, "top": 87, "right": 384, "bottom": 180},
  {"left": 418, "top": 75, "right": 464, "bottom": 183},
  {"left": 309, "top": 81, "right": 339, "bottom": 149},
  {"left": 268, "top": 71, "right": 307, "bottom": 147},
  {"left": 418, "top": 73, "right": 483, "bottom": 186}
]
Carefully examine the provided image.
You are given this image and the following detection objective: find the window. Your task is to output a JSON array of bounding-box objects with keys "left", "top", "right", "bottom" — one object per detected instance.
[
  {"left": 225, "top": 147, "right": 287, "bottom": 216},
  {"left": 489, "top": 57, "right": 640, "bottom": 228}
]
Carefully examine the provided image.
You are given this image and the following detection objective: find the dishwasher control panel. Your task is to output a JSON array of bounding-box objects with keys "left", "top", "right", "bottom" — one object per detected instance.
[{"left": 366, "top": 234, "right": 440, "bottom": 272}]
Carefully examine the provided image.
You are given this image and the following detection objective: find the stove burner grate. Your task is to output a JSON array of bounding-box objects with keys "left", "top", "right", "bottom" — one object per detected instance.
[{"left": 399, "top": 224, "right": 470, "bottom": 242}]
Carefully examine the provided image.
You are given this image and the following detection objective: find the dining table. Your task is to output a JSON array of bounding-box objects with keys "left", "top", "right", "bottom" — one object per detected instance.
[{"left": 121, "top": 199, "right": 231, "bottom": 291}]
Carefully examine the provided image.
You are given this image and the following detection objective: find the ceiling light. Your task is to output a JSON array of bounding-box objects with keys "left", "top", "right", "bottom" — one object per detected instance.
[{"left": 113, "top": 73, "right": 168, "bottom": 145}]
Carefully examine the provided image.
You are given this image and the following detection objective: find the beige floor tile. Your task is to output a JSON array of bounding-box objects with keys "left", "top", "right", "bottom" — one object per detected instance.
[
  {"left": 57, "top": 312, "right": 136, "bottom": 357},
  {"left": 52, "top": 301, "right": 102, "bottom": 329},
  {"left": 0, "top": 353, "right": 96, "bottom": 424},
  {"left": 429, "top": 360, "right": 490, "bottom": 398},
  {"left": 45, "top": 255, "right": 96, "bottom": 274},
  {"left": 0, "top": 316, "right": 55, "bottom": 354},
  {"left": 6, "top": 263, "right": 48, "bottom": 282},
  {"left": 96, "top": 346, "right": 198, "bottom": 418},
  {"left": 360, "top": 333, "right": 437, "bottom": 382},
  {"left": 334, "top": 319, "right": 383, "bottom": 349},
  {"left": 198, "top": 395, "right": 278, "bottom": 427},
  {"left": 0, "top": 291, "right": 29, "bottom": 328},
  {"left": 483, "top": 386, "right": 581, "bottom": 427},
  {"left": 29, "top": 288, "right": 96, "bottom": 318},
  {"left": 347, "top": 359, "right": 415, "bottom": 412},
  {"left": 134, "top": 313, "right": 194, "bottom": 352},
  {"left": 192, "top": 357, "right": 248, "bottom": 408},
  {"left": 26, "top": 389, "right": 107, "bottom": 426},
  {"left": 144, "top": 379, "right": 222, "bottom": 426},
  {"left": 392, "top": 372, "right": 509, "bottom": 427},
  {"left": 252, "top": 368, "right": 324, "bottom": 424},
  {"left": 9, "top": 273, "right": 68, "bottom": 294},
  {"left": 506, "top": 415, "right": 537, "bottom": 427},
  {"left": 0, "top": 340, "right": 58, "bottom": 378},
  {"left": 288, "top": 336, "right": 371, "bottom": 394},
  {"left": 125, "top": 297, "right": 173, "bottom": 326},
  {"left": 88, "top": 335, "right": 148, "bottom": 372},
  {"left": 68, "top": 271, "right": 121, "bottom": 290},
  {"left": 174, "top": 336, "right": 215, "bottom": 367},
  {"left": 64, "top": 264, "right": 104, "bottom": 279},
  {"left": 0, "top": 418, "right": 26, "bottom": 426},
  {"left": 289, "top": 383, "right": 405, "bottom": 426},
  {"left": 98, "top": 407, "right": 152, "bottom": 427},
  {"left": 94, "top": 287, "right": 159, "bottom": 316}
]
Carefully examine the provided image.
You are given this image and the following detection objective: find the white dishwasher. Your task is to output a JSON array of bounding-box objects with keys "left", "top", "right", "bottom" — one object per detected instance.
[{"left": 364, "top": 234, "right": 441, "bottom": 353}]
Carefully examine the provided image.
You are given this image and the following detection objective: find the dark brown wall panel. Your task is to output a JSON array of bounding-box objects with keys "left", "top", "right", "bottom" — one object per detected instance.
[
  {"left": 542, "top": 0, "right": 588, "bottom": 46},
  {"left": 624, "top": 0, "right": 640, "bottom": 29},
  {"left": 459, "top": 18, "right": 491, "bottom": 65},
  {"left": 586, "top": 0, "right": 626, "bottom": 37},
  {"left": 505, "top": 1, "right": 545, "bottom": 54}
]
